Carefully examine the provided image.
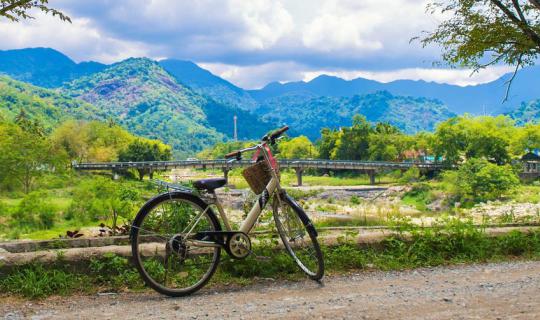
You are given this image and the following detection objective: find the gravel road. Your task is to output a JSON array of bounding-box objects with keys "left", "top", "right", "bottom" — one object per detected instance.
[{"left": 2, "top": 260, "right": 540, "bottom": 320}]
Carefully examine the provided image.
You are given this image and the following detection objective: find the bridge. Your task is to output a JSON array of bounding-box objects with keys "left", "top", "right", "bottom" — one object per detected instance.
[{"left": 73, "top": 159, "right": 447, "bottom": 185}]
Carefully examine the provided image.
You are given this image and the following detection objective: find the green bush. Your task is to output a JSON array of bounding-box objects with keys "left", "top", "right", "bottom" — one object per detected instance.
[
  {"left": 399, "top": 166, "right": 421, "bottom": 184},
  {"left": 442, "top": 158, "right": 519, "bottom": 204},
  {"left": 10, "top": 192, "right": 57, "bottom": 231},
  {"left": 66, "top": 177, "right": 139, "bottom": 227},
  {"left": 402, "top": 182, "right": 433, "bottom": 211}
]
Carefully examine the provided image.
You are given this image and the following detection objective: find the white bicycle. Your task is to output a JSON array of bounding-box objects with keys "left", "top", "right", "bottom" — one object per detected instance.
[{"left": 130, "top": 126, "right": 324, "bottom": 296}]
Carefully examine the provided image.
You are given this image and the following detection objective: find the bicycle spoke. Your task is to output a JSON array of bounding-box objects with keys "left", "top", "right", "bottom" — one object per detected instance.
[{"left": 132, "top": 196, "right": 221, "bottom": 296}]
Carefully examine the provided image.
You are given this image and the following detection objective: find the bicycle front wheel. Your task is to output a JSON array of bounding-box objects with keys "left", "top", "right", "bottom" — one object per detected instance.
[
  {"left": 273, "top": 192, "right": 324, "bottom": 280},
  {"left": 131, "top": 192, "right": 221, "bottom": 297}
]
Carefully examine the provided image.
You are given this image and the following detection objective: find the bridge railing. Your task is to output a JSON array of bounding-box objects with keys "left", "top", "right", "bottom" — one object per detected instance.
[{"left": 72, "top": 159, "right": 448, "bottom": 171}]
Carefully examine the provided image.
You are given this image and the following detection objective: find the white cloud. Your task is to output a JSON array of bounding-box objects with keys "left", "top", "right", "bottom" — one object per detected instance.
[
  {"left": 302, "top": 66, "right": 515, "bottom": 86},
  {"left": 202, "top": 62, "right": 513, "bottom": 89},
  {"left": 200, "top": 61, "right": 306, "bottom": 89},
  {"left": 0, "top": 12, "right": 150, "bottom": 63},
  {"left": 1, "top": 1, "right": 517, "bottom": 89}
]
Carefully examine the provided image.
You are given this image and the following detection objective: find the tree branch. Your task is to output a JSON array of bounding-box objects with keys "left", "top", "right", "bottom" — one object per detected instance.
[
  {"left": 491, "top": 0, "right": 540, "bottom": 49},
  {"left": 503, "top": 55, "right": 523, "bottom": 102},
  {"left": 530, "top": 0, "right": 540, "bottom": 11},
  {"left": 0, "top": 0, "right": 32, "bottom": 15}
]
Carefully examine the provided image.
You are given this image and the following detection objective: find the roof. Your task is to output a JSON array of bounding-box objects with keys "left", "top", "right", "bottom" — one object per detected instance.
[{"left": 522, "top": 152, "right": 540, "bottom": 161}]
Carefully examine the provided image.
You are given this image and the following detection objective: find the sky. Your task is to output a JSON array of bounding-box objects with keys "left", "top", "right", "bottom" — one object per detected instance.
[{"left": 0, "top": 0, "right": 514, "bottom": 89}]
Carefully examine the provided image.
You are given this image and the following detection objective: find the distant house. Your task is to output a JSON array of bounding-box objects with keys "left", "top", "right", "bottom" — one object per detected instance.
[{"left": 521, "top": 152, "right": 540, "bottom": 173}]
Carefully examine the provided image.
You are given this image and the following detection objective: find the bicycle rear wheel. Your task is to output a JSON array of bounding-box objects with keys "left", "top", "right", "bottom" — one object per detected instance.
[
  {"left": 273, "top": 192, "right": 324, "bottom": 280},
  {"left": 131, "top": 192, "right": 221, "bottom": 297}
]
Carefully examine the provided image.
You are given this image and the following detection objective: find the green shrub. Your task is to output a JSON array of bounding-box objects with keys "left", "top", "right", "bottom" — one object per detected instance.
[
  {"left": 442, "top": 158, "right": 519, "bottom": 204},
  {"left": 66, "top": 177, "right": 139, "bottom": 227},
  {"left": 10, "top": 192, "right": 57, "bottom": 231},
  {"left": 402, "top": 183, "right": 433, "bottom": 211},
  {"left": 399, "top": 166, "right": 421, "bottom": 184}
]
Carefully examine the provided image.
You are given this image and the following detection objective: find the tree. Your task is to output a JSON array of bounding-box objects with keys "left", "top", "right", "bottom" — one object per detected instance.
[
  {"left": 442, "top": 158, "right": 520, "bottom": 203},
  {"left": 418, "top": 0, "right": 540, "bottom": 99},
  {"left": 511, "top": 123, "right": 540, "bottom": 155},
  {"left": 1, "top": 0, "right": 70, "bottom": 22},
  {"left": 331, "top": 115, "right": 372, "bottom": 160},
  {"left": 278, "top": 136, "right": 318, "bottom": 159},
  {"left": 317, "top": 128, "right": 339, "bottom": 160},
  {"left": 0, "top": 121, "right": 66, "bottom": 193},
  {"left": 433, "top": 115, "right": 515, "bottom": 164},
  {"left": 118, "top": 139, "right": 172, "bottom": 180},
  {"left": 52, "top": 121, "right": 135, "bottom": 163}
]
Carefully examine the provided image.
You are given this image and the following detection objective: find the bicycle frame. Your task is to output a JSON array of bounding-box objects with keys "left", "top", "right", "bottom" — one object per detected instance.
[{"left": 186, "top": 142, "right": 283, "bottom": 247}]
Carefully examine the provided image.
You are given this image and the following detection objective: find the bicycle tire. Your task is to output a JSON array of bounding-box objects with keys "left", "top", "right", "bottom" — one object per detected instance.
[
  {"left": 131, "top": 192, "right": 222, "bottom": 297},
  {"left": 273, "top": 192, "right": 324, "bottom": 280}
]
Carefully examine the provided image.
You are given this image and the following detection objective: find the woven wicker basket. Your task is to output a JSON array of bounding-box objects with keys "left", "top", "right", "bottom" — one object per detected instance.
[{"left": 242, "top": 161, "right": 272, "bottom": 194}]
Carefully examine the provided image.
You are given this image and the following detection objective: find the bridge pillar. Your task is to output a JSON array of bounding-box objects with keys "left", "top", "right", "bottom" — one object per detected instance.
[
  {"left": 295, "top": 168, "right": 304, "bottom": 186},
  {"left": 223, "top": 168, "right": 230, "bottom": 183},
  {"left": 367, "top": 170, "right": 376, "bottom": 185}
]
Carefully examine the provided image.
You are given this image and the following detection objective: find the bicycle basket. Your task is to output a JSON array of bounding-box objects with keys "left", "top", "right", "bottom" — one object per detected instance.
[{"left": 242, "top": 161, "right": 273, "bottom": 194}]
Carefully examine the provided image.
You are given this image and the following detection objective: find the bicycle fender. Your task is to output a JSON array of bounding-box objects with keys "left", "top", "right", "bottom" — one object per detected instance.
[{"left": 283, "top": 193, "right": 318, "bottom": 238}]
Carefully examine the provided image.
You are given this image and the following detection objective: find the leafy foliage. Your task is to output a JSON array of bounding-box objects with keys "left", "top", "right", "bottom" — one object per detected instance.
[
  {"left": 0, "top": 76, "right": 106, "bottom": 130},
  {"left": 417, "top": 0, "right": 540, "bottom": 80},
  {"left": 0, "top": 0, "right": 70, "bottom": 22},
  {"left": 0, "top": 120, "right": 67, "bottom": 193},
  {"left": 118, "top": 139, "right": 172, "bottom": 180},
  {"left": 51, "top": 120, "right": 137, "bottom": 163},
  {"left": 316, "top": 116, "right": 416, "bottom": 162},
  {"left": 66, "top": 177, "right": 140, "bottom": 227},
  {"left": 10, "top": 191, "right": 56, "bottom": 231},
  {"left": 442, "top": 158, "right": 520, "bottom": 203},
  {"left": 433, "top": 115, "right": 517, "bottom": 164},
  {"left": 278, "top": 135, "right": 318, "bottom": 159}
]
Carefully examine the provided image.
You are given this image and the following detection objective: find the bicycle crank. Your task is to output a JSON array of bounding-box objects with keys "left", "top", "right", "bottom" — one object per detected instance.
[{"left": 225, "top": 232, "right": 251, "bottom": 259}]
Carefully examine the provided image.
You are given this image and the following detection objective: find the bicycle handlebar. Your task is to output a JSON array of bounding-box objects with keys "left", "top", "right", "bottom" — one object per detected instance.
[
  {"left": 263, "top": 125, "right": 289, "bottom": 142},
  {"left": 224, "top": 150, "right": 241, "bottom": 159},
  {"left": 223, "top": 126, "right": 289, "bottom": 159}
]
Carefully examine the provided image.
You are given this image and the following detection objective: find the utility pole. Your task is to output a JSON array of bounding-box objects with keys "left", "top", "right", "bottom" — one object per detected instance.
[{"left": 233, "top": 115, "right": 238, "bottom": 141}]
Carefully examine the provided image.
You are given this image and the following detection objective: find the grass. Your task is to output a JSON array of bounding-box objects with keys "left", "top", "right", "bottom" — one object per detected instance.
[{"left": 2, "top": 220, "right": 540, "bottom": 299}]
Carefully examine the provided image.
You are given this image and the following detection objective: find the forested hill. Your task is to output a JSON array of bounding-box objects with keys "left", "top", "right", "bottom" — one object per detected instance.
[
  {"left": 258, "top": 91, "right": 455, "bottom": 140},
  {"left": 507, "top": 99, "right": 540, "bottom": 125},
  {"left": 0, "top": 76, "right": 106, "bottom": 131},
  {"left": 0, "top": 48, "right": 106, "bottom": 88},
  {"left": 61, "top": 58, "right": 276, "bottom": 157},
  {"left": 61, "top": 58, "right": 225, "bottom": 157},
  {"left": 1, "top": 47, "right": 539, "bottom": 157},
  {"left": 249, "top": 67, "right": 540, "bottom": 116}
]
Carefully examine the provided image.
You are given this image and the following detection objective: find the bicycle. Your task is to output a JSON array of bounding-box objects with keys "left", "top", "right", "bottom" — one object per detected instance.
[{"left": 130, "top": 126, "right": 324, "bottom": 297}]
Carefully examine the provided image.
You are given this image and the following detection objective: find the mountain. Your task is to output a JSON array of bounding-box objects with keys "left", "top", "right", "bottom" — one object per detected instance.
[
  {"left": 0, "top": 75, "right": 106, "bottom": 130},
  {"left": 0, "top": 48, "right": 106, "bottom": 88},
  {"left": 506, "top": 99, "right": 540, "bottom": 125},
  {"left": 258, "top": 91, "right": 455, "bottom": 140},
  {"left": 62, "top": 58, "right": 229, "bottom": 157},
  {"left": 159, "top": 59, "right": 259, "bottom": 111},
  {"left": 249, "top": 66, "right": 540, "bottom": 115}
]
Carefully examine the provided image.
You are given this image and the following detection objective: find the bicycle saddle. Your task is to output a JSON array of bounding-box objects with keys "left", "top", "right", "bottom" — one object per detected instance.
[{"left": 193, "top": 178, "right": 227, "bottom": 192}]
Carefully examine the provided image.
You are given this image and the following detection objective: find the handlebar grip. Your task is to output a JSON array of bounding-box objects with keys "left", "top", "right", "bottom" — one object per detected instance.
[
  {"left": 270, "top": 125, "right": 289, "bottom": 139},
  {"left": 224, "top": 151, "right": 241, "bottom": 159}
]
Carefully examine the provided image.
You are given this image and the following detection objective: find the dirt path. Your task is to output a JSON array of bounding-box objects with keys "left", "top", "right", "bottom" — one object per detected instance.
[{"left": 2, "top": 260, "right": 540, "bottom": 319}]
